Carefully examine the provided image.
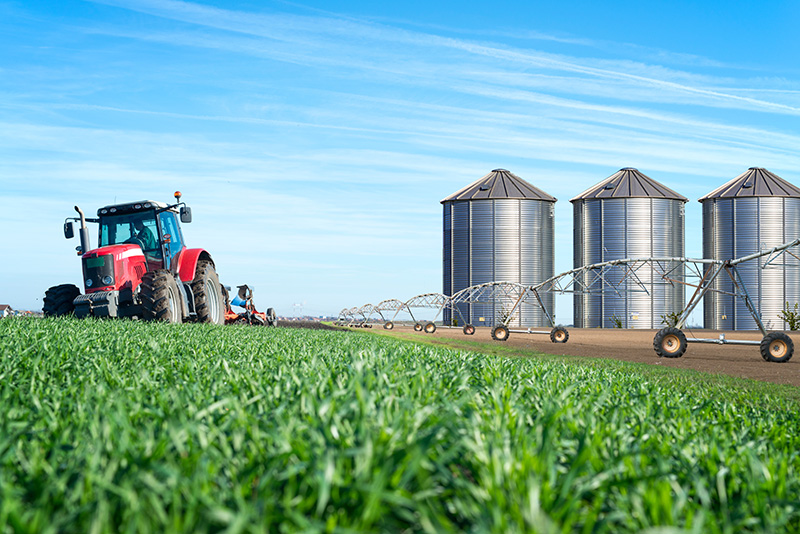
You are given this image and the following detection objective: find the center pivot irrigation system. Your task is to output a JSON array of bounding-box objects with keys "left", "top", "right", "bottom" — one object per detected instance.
[{"left": 339, "top": 238, "right": 800, "bottom": 363}]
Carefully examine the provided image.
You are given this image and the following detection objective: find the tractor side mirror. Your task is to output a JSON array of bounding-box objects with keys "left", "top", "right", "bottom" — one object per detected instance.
[
  {"left": 64, "top": 221, "right": 74, "bottom": 239},
  {"left": 180, "top": 206, "right": 192, "bottom": 223}
]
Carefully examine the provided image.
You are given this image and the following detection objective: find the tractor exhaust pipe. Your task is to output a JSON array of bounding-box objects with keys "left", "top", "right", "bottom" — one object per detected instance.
[{"left": 74, "top": 206, "right": 91, "bottom": 255}]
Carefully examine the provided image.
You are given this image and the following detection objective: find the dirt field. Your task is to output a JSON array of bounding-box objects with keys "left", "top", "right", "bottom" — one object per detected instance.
[{"left": 372, "top": 325, "right": 800, "bottom": 387}]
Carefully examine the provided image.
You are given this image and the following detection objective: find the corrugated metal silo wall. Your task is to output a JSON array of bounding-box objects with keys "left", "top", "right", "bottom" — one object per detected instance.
[
  {"left": 702, "top": 198, "right": 800, "bottom": 330},
  {"left": 443, "top": 199, "right": 554, "bottom": 327},
  {"left": 573, "top": 198, "right": 685, "bottom": 328}
]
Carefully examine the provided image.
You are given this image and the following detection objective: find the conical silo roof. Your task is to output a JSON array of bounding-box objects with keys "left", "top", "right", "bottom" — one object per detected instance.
[
  {"left": 698, "top": 167, "right": 800, "bottom": 201},
  {"left": 570, "top": 168, "right": 687, "bottom": 202},
  {"left": 441, "top": 169, "right": 556, "bottom": 203}
]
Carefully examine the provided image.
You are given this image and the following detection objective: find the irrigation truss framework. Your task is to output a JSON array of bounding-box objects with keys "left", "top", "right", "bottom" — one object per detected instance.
[{"left": 338, "top": 238, "right": 800, "bottom": 361}]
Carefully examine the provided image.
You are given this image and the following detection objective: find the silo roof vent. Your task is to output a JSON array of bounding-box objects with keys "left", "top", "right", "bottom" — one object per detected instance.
[
  {"left": 699, "top": 167, "right": 800, "bottom": 201},
  {"left": 441, "top": 169, "right": 556, "bottom": 203},
  {"left": 570, "top": 168, "right": 687, "bottom": 202}
]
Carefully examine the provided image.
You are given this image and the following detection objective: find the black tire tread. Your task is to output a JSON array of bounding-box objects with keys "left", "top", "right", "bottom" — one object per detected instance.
[
  {"left": 191, "top": 260, "right": 223, "bottom": 324},
  {"left": 43, "top": 284, "right": 81, "bottom": 317},
  {"left": 141, "top": 270, "right": 179, "bottom": 322}
]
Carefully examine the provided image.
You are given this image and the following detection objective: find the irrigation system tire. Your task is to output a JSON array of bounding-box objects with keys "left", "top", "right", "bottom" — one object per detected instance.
[
  {"left": 414, "top": 323, "right": 423, "bottom": 332},
  {"left": 141, "top": 270, "right": 182, "bottom": 323},
  {"left": 192, "top": 261, "right": 225, "bottom": 325},
  {"left": 491, "top": 325, "right": 509, "bottom": 341},
  {"left": 760, "top": 332, "right": 794, "bottom": 363},
  {"left": 424, "top": 322, "right": 436, "bottom": 334},
  {"left": 653, "top": 327, "right": 687, "bottom": 358},
  {"left": 266, "top": 308, "right": 277, "bottom": 327},
  {"left": 384, "top": 321, "right": 394, "bottom": 330},
  {"left": 42, "top": 284, "right": 81, "bottom": 317},
  {"left": 463, "top": 324, "right": 475, "bottom": 335},
  {"left": 550, "top": 326, "right": 569, "bottom": 343}
]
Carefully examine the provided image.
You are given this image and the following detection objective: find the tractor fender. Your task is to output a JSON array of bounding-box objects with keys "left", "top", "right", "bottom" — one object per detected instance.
[{"left": 175, "top": 248, "right": 215, "bottom": 283}]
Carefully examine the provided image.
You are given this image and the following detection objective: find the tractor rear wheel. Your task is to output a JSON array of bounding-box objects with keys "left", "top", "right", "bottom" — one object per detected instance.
[
  {"left": 266, "top": 308, "right": 278, "bottom": 327},
  {"left": 43, "top": 284, "right": 81, "bottom": 317},
  {"left": 192, "top": 261, "right": 225, "bottom": 324},
  {"left": 141, "top": 270, "right": 182, "bottom": 323}
]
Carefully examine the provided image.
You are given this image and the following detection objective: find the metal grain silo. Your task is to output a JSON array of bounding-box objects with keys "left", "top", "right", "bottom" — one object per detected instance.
[
  {"left": 572, "top": 168, "right": 687, "bottom": 328},
  {"left": 700, "top": 167, "right": 800, "bottom": 330},
  {"left": 442, "top": 169, "right": 555, "bottom": 327}
]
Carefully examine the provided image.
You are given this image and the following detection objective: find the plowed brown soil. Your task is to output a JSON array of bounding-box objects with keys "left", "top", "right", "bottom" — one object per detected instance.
[{"left": 373, "top": 325, "right": 800, "bottom": 387}]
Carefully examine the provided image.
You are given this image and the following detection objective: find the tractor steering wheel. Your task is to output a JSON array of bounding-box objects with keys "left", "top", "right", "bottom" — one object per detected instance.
[{"left": 124, "top": 236, "right": 145, "bottom": 249}]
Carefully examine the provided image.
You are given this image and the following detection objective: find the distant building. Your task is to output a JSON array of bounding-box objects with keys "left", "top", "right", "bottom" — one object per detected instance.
[{"left": 0, "top": 305, "right": 12, "bottom": 318}]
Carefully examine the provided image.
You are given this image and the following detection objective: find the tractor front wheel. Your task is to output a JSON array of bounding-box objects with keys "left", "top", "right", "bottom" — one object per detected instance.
[
  {"left": 141, "top": 270, "right": 182, "bottom": 323},
  {"left": 266, "top": 308, "right": 278, "bottom": 327},
  {"left": 43, "top": 284, "right": 80, "bottom": 317},
  {"left": 192, "top": 261, "right": 225, "bottom": 324}
]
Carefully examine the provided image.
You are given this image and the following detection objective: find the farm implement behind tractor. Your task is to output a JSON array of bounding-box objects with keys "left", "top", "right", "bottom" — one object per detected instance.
[{"left": 224, "top": 284, "right": 278, "bottom": 326}]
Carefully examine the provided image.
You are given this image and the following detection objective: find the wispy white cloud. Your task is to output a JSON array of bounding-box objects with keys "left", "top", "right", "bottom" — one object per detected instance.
[{"left": 86, "top": 0, "right": 800, "bottom": 117}]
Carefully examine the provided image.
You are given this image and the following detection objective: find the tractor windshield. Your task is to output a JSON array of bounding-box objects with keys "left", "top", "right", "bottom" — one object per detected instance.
[{"left": 99, "top": 212, "right": 160, "bottom": 257}]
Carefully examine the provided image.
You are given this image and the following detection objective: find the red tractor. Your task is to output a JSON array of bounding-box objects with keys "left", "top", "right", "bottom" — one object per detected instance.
[{"left": 43, "top": 192, "right": 225, "bottom": 324}]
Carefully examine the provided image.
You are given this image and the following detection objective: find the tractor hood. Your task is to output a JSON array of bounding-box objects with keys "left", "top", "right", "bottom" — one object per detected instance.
[{"left": 81, "top": 244, "right": 147, "bottom": 293}]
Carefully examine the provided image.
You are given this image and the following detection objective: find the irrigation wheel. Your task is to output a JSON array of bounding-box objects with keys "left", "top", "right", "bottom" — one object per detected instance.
[
  {"left": 463, "top": 324, "right": 475, "bottom": 335},
  {"left": 760, "top": 332, "right": 794, "bottom": 363},
  {"left": 491, "top": 325, "right": 509, "bottom": 341},
  {"left": 384, "top": 321, "right": 394, "bottom": 330},
  {"left": 653, "top": 327, "right": 687, "bottom": 358},
  {"left": 424, "top": 322, "right": 436, "bottom": 334},
  {"left": 550, "top": 326, "right": 569, "bottom": 343},
  {"left": 414, "top": 323, "right": 423, "bottom": 332}
]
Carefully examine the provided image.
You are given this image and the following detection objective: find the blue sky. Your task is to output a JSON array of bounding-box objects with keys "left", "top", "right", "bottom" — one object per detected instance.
[{"left": 1, "top": 0, "right": 799, "bottom": 323}]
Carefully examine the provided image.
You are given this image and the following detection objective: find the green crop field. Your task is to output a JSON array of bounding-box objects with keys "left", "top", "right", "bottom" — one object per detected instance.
[{"left": 1, "top": 318, "right": 799, "bottom": 533}]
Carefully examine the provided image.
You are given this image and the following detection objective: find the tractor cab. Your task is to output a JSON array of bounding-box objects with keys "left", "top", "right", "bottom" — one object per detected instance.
[{"left": 96, "top": 200, "right": 188, "bottom": 272}]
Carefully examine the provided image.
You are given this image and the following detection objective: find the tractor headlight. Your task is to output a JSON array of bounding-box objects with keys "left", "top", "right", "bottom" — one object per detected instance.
[
  {"left": 86, "top": 278, "right": 93, "bottom": 287},
  {"left": 102, "top": 275, "right": 114, "bottom": 285}
]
